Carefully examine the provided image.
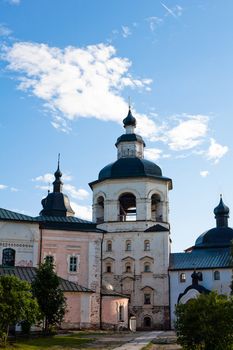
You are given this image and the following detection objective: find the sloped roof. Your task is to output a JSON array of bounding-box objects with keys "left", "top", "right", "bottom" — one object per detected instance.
[
  {"left": 0, "top": 208, "right": 104, "bottom": 233},
  {"left": 0, "top": 266, "right": 94, "bottom": 293},
  {"left": 145, "top": 224, "right": 169, "bottom": 232},
  {"left": 101, "top": 289, "right": 130, "bottom": 298},
  {"left": 169, "top": 248, "right": 233, "bottom": 270},
  {"left": 0, "top": 208, "right": 35, "bottom": 222}
]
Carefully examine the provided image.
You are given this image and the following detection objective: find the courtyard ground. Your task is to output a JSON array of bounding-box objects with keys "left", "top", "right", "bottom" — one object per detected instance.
[{"left": 3, "top": 330, "right": 181, "bottom": 350}]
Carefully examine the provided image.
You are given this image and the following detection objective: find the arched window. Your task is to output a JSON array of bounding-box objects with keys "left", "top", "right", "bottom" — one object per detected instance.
[
  {"left": 214, "top": 270, "right": 220, "bottom": 280},
  {"left": 106, "top": 240, "right": 112, "bottom": 252},
  {"left": 119, "top": 193, "right": 136, "bottom": 221},
  {"left": 144, "top": 240, "right": 150, "bottom": 251},
  {"left": 96, "top": 196, "right": 104, "bottom": 223},
  {"left": 180, "top": 273, "right": 186, "bottom": 283},
  {"left": 144, "top": 263, "right": 151, "bottom": 272},
  {"left": 151, "top": 194, "right": 162, "bottom": 221},
  {"left": 144, "top": 316, "right": 152, "bottom": 328},
  {"left": 2, "top": 248, "right": 15, "bottom": 267},
  {"left": 125, "top": 263, "right": 131, "bottom": 273},
  {"left": 125, "top": 240, "right": 132, "bottom": 251}
]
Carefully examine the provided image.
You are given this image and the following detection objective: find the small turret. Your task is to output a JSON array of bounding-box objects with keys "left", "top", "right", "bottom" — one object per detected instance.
[
  {"left": 40, "top": 155, "right": 74, "bottom": 217},
  {"left": 214, "top": 195, "right": 229, "bottom": 228}
]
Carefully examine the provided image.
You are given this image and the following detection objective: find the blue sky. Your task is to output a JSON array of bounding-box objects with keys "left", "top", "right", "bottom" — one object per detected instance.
[{"left": 0, "top": 0, "right": 232, "bottom": 252}]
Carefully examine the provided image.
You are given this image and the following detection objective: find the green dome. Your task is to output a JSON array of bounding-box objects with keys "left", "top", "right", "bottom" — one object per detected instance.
[
  {"left": 98, "top": 158, "right": 163, "bottom": 180},
  {"left": 195, "top": 227, "right": 233, "bottom": 249}
]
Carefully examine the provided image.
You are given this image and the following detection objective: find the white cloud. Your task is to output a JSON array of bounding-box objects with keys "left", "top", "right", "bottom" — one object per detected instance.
[
  {"left": 0, "top": 24, "right": 12, "bottom": 37},
  {"left": 2, "top": 42, "right": 152, "bottom": 133},
  {"left": 33, "top": 172, "right": 89, "bottom": 200},
  {"left": 147, "top": 17, "right": 163, "bottom": 32},
  {"left": 0, "top": 184, "right": 7, "bottom": 190},
  {"left": 32, "top": 172, "right": 72, "bottom": 183},
  {"left": 63, "top": 184, "right": 89, "bottom": 200},
  {"left": 121, "top": 26, "right": 132, "bottom": 38},
  {"left": 200, "top": 170, "right": 209, "bottom": 177},
  {"left": 206, "top": 138, "right": 229, "bottom": 164},
  {"left": 167, "top": 115, "right": 208, "bottom": 151},
  {"left": 144, "top": 148, "right": 162, "bottom": 161},
  {"left": 70, "top": 202, "right": 92, "bottom": 221},
  {"left": 2, "top": 42, "right": 228, "bottom": 163}
]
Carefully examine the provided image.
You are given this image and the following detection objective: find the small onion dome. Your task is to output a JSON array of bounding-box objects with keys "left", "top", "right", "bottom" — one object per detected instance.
[
  {"left": 54, "top": 166, "right": 62, "bottom": 179},
  {"left": 214, "top": 196, "right": 229, "bottom": 217},
  {"left": 123, "top": 108, "right": 136, "bottom": 127}
]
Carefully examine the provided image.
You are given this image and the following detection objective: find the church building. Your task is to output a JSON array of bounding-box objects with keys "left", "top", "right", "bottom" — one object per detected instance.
[{"left": 0, "top": 108, "right": 232, "bottom": 330}]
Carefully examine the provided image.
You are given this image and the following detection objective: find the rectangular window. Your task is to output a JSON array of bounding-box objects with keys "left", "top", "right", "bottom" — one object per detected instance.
[
  {"left": 144, "top": 293, "right": 151, "bottom": 305},
  {"left": 180, "top": 273, "right": 186, "bottom": 283},
  {"left": 106, "top": 265, "right": 112, "bottom": 273},
  {"left": 119, "top": 305, "right": 124, "bottom": 321},
  {"left": 69, "top": 256, "right": 77, "bottom": 272}
]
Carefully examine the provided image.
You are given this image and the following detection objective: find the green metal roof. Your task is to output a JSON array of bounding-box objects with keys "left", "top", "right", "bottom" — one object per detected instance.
[
  {"left": 0, "top": 208, "right": 104, "bottom": 233},
  {"left": 0, "top": 266, "right": 94, "bottom": 293},
  {"left": 169, "top": 248, "right": 233, "bottom": 270},
  {"left": 0, "top": 208, "right": 35, "bottom": 222}
]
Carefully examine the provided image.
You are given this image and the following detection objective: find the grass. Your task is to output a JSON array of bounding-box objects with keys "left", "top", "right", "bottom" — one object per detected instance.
[{"left": 2, "top": 333, "right": 94, "bottom": 350}]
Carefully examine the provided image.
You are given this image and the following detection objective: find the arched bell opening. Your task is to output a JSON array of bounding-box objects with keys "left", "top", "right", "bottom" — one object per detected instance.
[
  {"left": 96, "top": 195, "right": 104, "bottom": 223},
  {"left": 119, "top": 193, "right": 136, "bottom": 221},
  {"left": 151, "top": 193, "right": 163, "bottom": 222}
]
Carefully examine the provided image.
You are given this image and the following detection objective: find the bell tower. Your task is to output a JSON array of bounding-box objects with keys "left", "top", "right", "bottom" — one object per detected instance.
[{"left": 89, "top": 108, "right": 173, "bottom": 330}]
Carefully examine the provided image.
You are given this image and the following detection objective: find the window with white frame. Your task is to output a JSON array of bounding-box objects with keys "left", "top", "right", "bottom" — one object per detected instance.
[
  {"left": 179, "top": 272, "right": 186, "bottom": 283},
  {"left": 69, "top": 256, "right": 77, "bottom": 272},
  {"left": 144, "top": 240, "right": 150, "bottom": 251},
  {"left": 214, "top": 270, "right": 220, "bottom": 280}
]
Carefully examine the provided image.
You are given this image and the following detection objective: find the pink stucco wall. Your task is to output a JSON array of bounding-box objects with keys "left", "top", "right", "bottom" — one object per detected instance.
[
  {"left": 102, "top": 296, "right": 129, "bottom": 329},
  {"left": 40, "top": 229, "right": 91, "bottom": 286},
  {"left": 64, "top": 292, "right": 81, "bottom": 325},
  {"left": 40, "top": 228, "right": 101, "bottom": 327}
]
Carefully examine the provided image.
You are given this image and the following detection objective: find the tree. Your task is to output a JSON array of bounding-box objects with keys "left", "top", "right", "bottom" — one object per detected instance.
[
  {"left": 0, "top": 275, "right": 39, "bottom": 346},
  {"left": 32, "top": 260, "right": 66, "bottom": 334},
  {"left": 175, "top": 291, "right": 233, "bottom": 350}
]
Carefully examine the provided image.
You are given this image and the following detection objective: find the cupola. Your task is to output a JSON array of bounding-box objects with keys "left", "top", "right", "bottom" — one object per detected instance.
[
  {"left": 40, "top": 156, "right": 75, "bottom": 217},
  {"left": 195, "top": 196, "right": 233, "bottom": 249}
]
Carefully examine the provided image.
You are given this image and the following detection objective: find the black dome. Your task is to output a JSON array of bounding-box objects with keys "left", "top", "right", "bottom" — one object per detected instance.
[
  {"left": 123, "top": 109, "right": 136, "bottom": 127},
  {"left": 195, "top": 226, "right": 233, "bottom": 249},
  {"left": 98, "top": 158, "right": 163, "bottom": 181},
  {"left": 214, "top": 197, "right": 229, "bottom": 216},
  {"left": 40, "top": 192, "right": 74, "bottom": 217}
]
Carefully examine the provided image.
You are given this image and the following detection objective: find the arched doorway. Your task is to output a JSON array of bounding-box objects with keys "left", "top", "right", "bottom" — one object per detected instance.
[{"left": 143, "top": 316, "right": 152, "bottom": 329}]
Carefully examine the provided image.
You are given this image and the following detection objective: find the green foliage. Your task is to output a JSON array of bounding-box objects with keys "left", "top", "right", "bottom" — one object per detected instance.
[
  {"left": 175, "top": 291, "right": 233, "bottom": 350},
  {"left": 0, "top": 275, "right": 39, "bottom": 346},
  {"left": 32, "top": 260, "right": 67, "bottom": 334}
]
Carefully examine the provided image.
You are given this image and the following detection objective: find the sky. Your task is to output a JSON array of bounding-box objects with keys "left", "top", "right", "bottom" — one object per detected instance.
[{"left": 0, "top": 0, "right": 232, "bottom": 252}]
